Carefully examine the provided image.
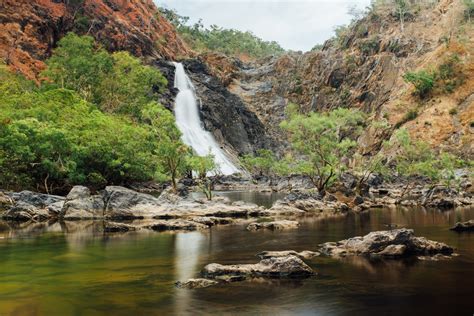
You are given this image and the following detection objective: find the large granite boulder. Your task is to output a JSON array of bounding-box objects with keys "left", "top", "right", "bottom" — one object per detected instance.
[
  {"left": 3, "top": 191, "right": 65, "bottom": 221},
  {"left": 60, "top": 186, "right": 104, "bottom": 220},
  {"left": 256, "top": 250, "right": 320, "bottom": 260},
  {"left": 319, "top": 229, "right": 454, "bottom": 258},
  {"left": 103, "top": 186, "right": 162, "bottom": 219},
  {"left": 202, "top": 255, "right": 314, "bottom": 279}
]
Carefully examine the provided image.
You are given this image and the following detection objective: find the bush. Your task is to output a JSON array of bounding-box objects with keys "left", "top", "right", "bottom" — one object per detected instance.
[{"left": 403, "top": 70, "right": 435, "bottom": 98}]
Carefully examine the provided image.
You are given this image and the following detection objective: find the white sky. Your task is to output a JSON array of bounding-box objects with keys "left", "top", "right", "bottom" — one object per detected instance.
[{"left": 154, "top": 0, "right": 372, "bottom": 52}]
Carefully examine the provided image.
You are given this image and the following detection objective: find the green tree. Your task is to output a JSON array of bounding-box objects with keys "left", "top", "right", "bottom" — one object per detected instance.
[
  {"left": 99, "top": 51, "right": 167, "bottom": 119},
  {"left": 403, "top": 70, "right": 436, "bottom": 98},
  {"left": 187, "top": 154, "right": 217, "bottom": 200},
  {"left": 240, "top": 149, "right": 277, "bottom": 177},
  {"left": 42, "top": 33, "right": 113, "bottom": 103},
  {"left": 281, "top": 108, "right": 365, "bottom": 193},
  {"left": 141, "top": 103, "right": 188, "bottom": 192}
]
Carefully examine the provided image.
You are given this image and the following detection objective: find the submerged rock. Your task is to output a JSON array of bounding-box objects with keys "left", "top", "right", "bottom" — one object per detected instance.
[
  {"left": 247, "top": 220, "right": 299, "bottom": 231},
  {"left": 190, "top": 216, "right": 235, "bottom": 226},
  {"left": 175, "top": 278, "right": 219, "bottom": 289},
  {"left": 256, "top": 250, "right": 320, "bottom": 260},
  {"left": 450, "top": 220, "right": 474, "bottom": 232},
  {"left": 202, "top": 255, "right": 314, "bottom": 279},
  {"left": 104, "top": 222, "right": 137, "bottom": 233},
  {"left": 145, "top": 219, "right": 209, "bottom": 231},
  {"left": 319, "top": 229, "right": 454, "bottom": 258}
]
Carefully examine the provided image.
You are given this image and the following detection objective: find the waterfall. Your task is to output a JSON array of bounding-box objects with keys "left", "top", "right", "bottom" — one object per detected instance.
[{"left": 172, "top": 62, "right": 240, "bottom": 175}]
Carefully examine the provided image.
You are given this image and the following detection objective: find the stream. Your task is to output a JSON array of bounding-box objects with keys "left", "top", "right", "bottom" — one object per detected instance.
[{"left": 0, "top": 199, "right": 473, "bottom": 315}]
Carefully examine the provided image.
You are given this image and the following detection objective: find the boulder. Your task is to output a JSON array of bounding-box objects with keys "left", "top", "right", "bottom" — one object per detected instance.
[
  {"left": 2, "top": 201, "right": 49, "bottom": 221},
  {"left": 450, "top": 220, "right": 474, "bottom": 232},
  {"left": 257, "top": 250, "right": 320, "bottom": 260},
  {"left": 0, "top": 192, "right": 13, "bottom": 208},
  {"left": 175, "top": 278, "right": 219, "bottom": 289},
  {"left": 145, "top": 219, "right": 209, "bottom": 231},
  {"left": 319, "top": 229, "right": 454, "bottom": 258},
  {"left": 10, "top": 191, "right": 64, "bottom": 207},
  {"left": 247, "top": 220, "right": 299, "bottom": 231},
  {"left": 60, "top": 186, "right": 104, "bottom": 220},
  {"left": 202, "top": 255, "right": 314, "bottom": 279},
  {"left": 103, "top": 186, "right": 162, "bottom": 219}
]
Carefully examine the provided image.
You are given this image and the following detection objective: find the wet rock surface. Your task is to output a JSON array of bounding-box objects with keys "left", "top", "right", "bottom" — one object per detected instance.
[
  {"left": 175, "top": 278, "right": 219, "bottom": 289},
  {"left": 202, "top": 255, "right": 314, "bottom": 279},
  {"left": 145, "top": 220, "right": 209, "bottom": 232},
  {"left": 257, "top": 250, "right": 320, "bottom": 260},
  {"left": 319, "top": 229, "right": 454, "bottom": 259},
  {"left": 246, "top": 220, "right": 299, "bottom": 231},
  {"left": 450, "top": 220, "right": 474, "bottom": 232},
  {"left": 61, "top": 186, "right": 104, "bottom": 220}
]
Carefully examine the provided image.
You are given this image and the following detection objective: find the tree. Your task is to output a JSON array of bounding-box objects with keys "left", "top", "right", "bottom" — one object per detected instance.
[
  {"left": 186, "top": 154, "right": 217, "bottom": 200},
  {"left": 403, "top": 70, "right": 435, "bottom": 98},
  {"left": 395, "top": 0, "right": 409, "bottom": 32},
  {"left": 141, "top": 103, "right": 188, "bottom": 192},
  {"left": 42, "top": 33, "right": 113, "bottom": 103},
  {"left": 99, "top": 51, "right": 167, "bottom": 119},
  {"left": 281, "top": 108, "right": 365, "bottom": 193},
  {"left": 240, "top": 149, "right": 276, "bottom": 177}
]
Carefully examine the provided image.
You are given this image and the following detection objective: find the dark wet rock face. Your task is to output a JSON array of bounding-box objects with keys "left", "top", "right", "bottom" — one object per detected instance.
[
  {"left": 450, "top": 220, "right": 474, "bottom": 232},
  {"left": 319, "top": 229, "right": 454, "bottom": 259},
  {"left": 3, "top": 191, "right": 65, "bottom": 221},
  {"left": 181, "top": 59, "right": 271, "bottom": 155},
  {"left": 202, "top": 255, "right": 314, "bottom": 279},
  {"left": 103, "top": 222, "right": 137, "bottom": 233}
]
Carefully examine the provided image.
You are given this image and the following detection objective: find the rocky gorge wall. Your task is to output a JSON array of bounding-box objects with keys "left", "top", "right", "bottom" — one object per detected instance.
[{"left": 203, "top": 0, "right": 473, "bottom": 157}]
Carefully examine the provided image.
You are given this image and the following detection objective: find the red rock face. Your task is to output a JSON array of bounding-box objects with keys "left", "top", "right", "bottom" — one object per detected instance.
[{"left": 0, "top": 0, "right": 190, "bottom": 80}]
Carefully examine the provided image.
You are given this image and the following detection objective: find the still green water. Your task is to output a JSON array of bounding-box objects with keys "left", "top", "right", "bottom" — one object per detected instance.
[{"left": 0, "top": 207, "right": 473, "bottom": 315}]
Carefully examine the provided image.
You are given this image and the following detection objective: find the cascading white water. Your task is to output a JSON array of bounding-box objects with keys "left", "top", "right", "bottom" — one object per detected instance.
[{"left": 172, "top": 62, "right": 240, "bottom": 175}]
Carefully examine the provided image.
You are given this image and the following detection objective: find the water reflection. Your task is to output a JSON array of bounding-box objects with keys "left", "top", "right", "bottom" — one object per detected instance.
[{"left": 0, "top": 206, "right": 473, "bottom": 315}]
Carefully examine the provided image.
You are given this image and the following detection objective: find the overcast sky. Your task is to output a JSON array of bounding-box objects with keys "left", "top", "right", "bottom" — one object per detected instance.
[{"left": 154, "top": 0, "right": 372, "bottom": 52}]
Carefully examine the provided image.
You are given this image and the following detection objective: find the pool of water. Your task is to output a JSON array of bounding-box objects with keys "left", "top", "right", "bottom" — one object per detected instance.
[
  {"left": 0, "top": 207, "right": 473, "bottom": 315},
  {"left": 191, "top": 190, "right": 286, "bottom": 208}
]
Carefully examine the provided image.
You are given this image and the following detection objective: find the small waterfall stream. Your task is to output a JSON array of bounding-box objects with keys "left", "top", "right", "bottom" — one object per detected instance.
[{"left": 172, "top": 62, "right": 240, "bottom": 175}]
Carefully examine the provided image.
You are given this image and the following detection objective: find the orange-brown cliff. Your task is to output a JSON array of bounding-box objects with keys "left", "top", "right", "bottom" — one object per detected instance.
[{"left": 0, "top": 0, "right": 190, "bottom": 80}]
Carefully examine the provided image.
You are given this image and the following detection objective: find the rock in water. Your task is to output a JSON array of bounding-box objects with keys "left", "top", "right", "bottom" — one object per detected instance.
[
  {"left": 319, "top": 229, "right": 453, "bottom": 258},
  {"left": 202, "top": 255, "right": 314, "bottom": 279},
  {"left": 145, "top": 220, "right": 209, "bottom": 231},
  {"left": 246, "top": 220, "right": 299, "bottom": 230},
  {"left": 257, "top": 250, "right": 320, "bottom": 260},
  {"left": 175, "top": 278, "right": 219, "bottom": 289},
  {"left": 450, "top": 220, "right": 474, "bottom": 232}
]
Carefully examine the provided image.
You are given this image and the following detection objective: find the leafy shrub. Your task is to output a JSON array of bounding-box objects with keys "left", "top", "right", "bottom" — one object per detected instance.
[{"left": 403, "top": 70, "right": 435, "bottom": 98}]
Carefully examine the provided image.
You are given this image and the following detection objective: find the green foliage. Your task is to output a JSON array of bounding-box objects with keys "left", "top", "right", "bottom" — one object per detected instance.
[
  {"left": 141, "top": 103, "right": 188, "bottom": 191},
  {"left": 99, "top": 51, "right": 167, "bottom": 119},
  {"left": 43, "top": 33, "right": 167, "bottom": 120},
  {"left": 311, "top": 44, "right": 324, "bottom": 51},
  {"left": 42, "top": 33, "right": 113, "bottom": 103},
  {"left": 437, "top": 54, "right": 465, "bottom": 93},
  {"left": 403, "top": 70, "right": 435, "bottom": 98},
  {"left": 463, "top": 0, "right": 474, "bottom": 22},
  {"left": 0, "top": 68, "right": 165, "bottom": 192},
  {"left": 359, "top": 36, "right": 379, "bottom": 55},
  {"left": 240, "top": 149, "right": 277, "bottom": 177},
  {"left": 386, "top": 129, "right": 466, "bottom": 187},
  {"left": 160, "top": 8, "right": 285, "bottom": 58},
  {"left": 404, "top": 54, "right": 465, "bottom": 98},
  {"left": 281, "top": 108, "right": 365, "bottom": 192},
  {"left": 186, "top": 154, "right": 217, "bottom": 200},
  {"left": 0, "top": 34, "right": 183, "bottom": 193}
]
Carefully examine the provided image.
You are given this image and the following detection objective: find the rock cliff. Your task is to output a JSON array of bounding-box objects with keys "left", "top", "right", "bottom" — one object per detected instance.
[{"left": 0, "top": 0, "right": 190, "bottom": 80}]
